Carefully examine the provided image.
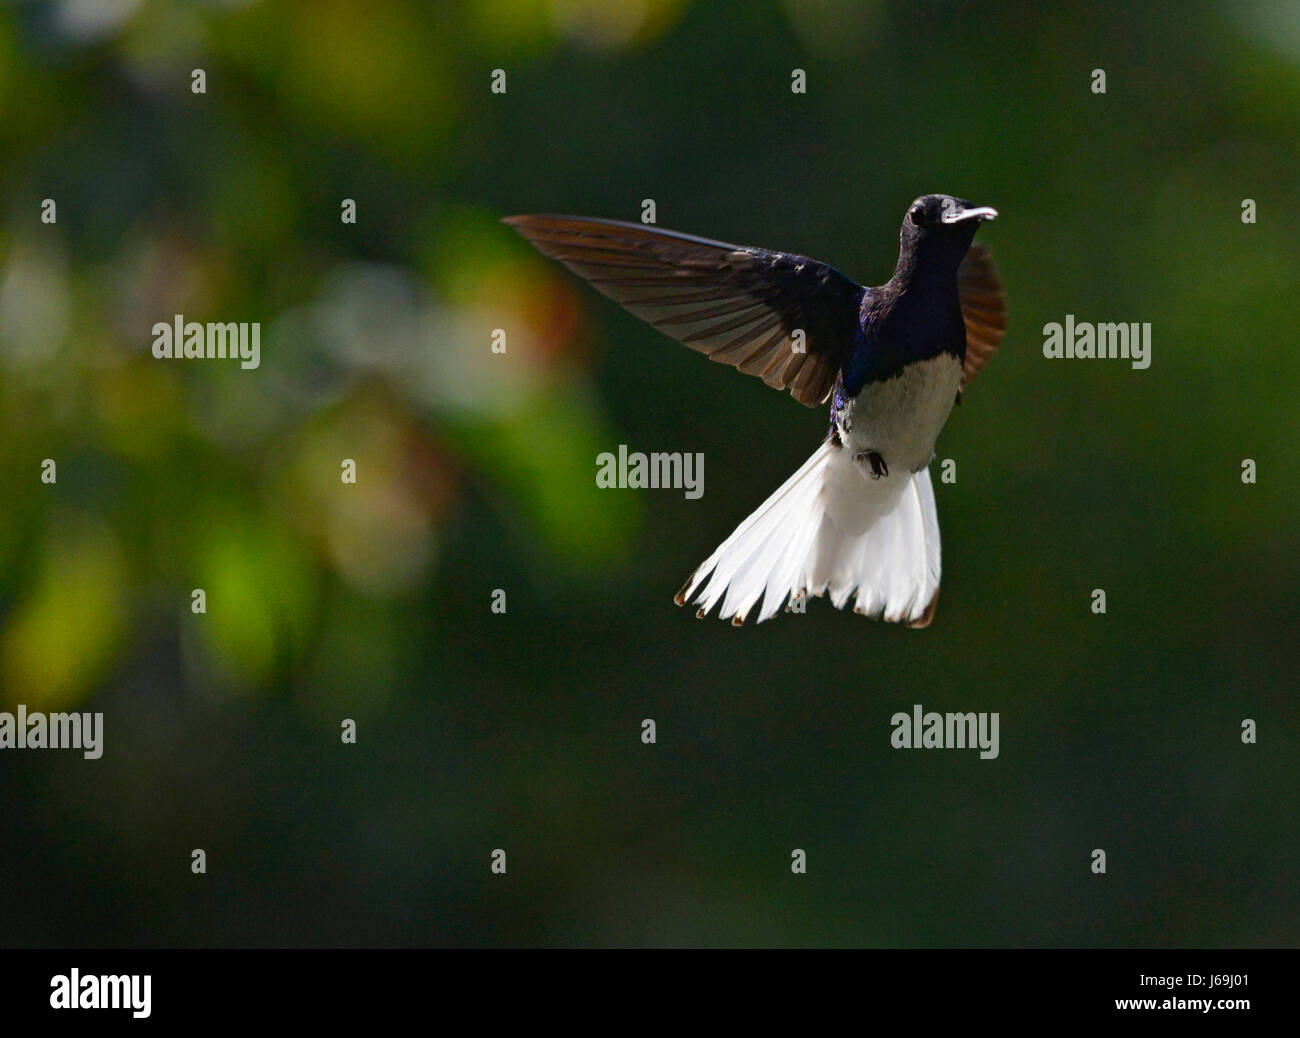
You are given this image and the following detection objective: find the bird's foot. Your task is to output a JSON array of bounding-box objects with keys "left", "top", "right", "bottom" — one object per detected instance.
[{"left": 855, "top": 450, "right": 889, "bottom": 480}]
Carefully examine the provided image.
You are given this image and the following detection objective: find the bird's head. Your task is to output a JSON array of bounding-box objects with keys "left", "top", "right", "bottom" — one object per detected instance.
[{"left": 898, "top": 194, "right": 997, "bottom": 270}]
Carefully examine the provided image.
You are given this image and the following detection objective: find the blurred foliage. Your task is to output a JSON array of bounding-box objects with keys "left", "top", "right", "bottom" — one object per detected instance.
[{"left": 0, "top": 0, "right": 1296, "bottom": 947}]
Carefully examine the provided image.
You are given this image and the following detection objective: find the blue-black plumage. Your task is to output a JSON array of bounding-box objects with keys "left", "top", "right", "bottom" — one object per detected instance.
[{"left": 504, "top": 195, "right": 1005, "bottom": 627}]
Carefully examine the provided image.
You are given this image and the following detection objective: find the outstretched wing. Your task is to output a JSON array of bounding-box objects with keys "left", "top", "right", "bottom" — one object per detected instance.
[
  {"left": 503, "top": 215, "right": 865, "bottom": 407},
  {"left": 956, "top": 244, "right": 1006, "bottom": 388}
]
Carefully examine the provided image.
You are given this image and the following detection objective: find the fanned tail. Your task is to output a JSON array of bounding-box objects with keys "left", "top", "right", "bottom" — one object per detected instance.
[{"left": 675, "top": 444, "right": 941, "bottom": 627}]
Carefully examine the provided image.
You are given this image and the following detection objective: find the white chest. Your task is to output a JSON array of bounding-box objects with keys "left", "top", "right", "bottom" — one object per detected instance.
[{"left": 835, "top": 353, "right": 962, "bottom": 475}]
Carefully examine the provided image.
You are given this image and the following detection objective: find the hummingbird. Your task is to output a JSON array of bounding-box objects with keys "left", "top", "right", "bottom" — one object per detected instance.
[{"left": 503, "top": 195, "right": 1005, "bottom": 627}]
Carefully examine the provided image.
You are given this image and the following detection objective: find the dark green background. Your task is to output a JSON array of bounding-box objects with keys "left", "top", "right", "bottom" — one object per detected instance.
[{"left": 0, "top": 0, "right": 1295, "bottom": 946}]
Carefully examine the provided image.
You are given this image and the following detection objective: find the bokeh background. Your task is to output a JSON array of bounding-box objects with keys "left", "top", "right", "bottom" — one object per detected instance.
[{"left": 0, "top": 0, "right": 1296, "bottom": 947}]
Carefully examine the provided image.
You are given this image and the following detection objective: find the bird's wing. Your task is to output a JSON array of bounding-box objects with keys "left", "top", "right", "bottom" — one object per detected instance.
[
  {"left": 503, "top": 215, "right": 865, "bottom": 407},
  {"left": 956, "top": 244, "right": 1006, "bottom": 388}
]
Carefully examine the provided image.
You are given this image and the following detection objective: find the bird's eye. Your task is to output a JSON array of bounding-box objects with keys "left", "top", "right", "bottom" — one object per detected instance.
[{"left": 909, "top": 205, "right": 925, "bottom": 225}]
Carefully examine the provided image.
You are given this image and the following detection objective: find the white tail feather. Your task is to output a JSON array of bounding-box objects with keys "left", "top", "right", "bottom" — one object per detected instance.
[{"left": 676, "top": 443, "right": 941, "bottom": 626}]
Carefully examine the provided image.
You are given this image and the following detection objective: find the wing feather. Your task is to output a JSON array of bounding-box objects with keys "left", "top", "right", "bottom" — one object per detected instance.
[
  {"left": 957, "top": 244, "right": 1007, "bottom": 388},
  {"left": 504, "top": 214, "right": 864, "bottom": 406}
]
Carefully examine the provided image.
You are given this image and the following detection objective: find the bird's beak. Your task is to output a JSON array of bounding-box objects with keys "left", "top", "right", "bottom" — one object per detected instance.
[{"left": 942, "top": 204, "right": 998, "bottom": 225}]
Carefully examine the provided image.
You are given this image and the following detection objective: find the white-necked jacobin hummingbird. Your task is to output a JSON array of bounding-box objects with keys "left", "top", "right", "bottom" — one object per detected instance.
[{"left": 504, "top": 195, "right": 1005, "bottom": 627}]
